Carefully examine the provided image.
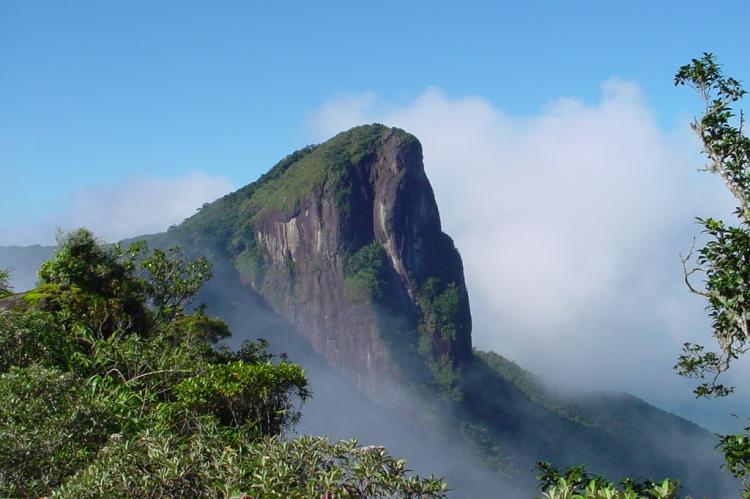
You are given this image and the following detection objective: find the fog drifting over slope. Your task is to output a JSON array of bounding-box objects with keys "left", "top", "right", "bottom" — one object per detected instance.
[{"left": 308, "top": 81, "right": 750, "bottom": 432}]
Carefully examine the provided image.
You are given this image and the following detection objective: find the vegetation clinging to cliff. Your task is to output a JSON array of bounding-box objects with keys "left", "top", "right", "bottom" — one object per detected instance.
[
  {"left": 343, "top": 241, "right": 389, "bottom": 302},
  {"left": 178, "top": 124, "right": 417, "bottom": 255},
  {"left": 247, "top": 124, "right": 405, "bottom": 218}
]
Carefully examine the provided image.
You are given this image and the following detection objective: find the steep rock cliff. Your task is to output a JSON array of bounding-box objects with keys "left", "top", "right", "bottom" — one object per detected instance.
[{"left": 182, "top": 124, "right": 471, "bottom": 401}]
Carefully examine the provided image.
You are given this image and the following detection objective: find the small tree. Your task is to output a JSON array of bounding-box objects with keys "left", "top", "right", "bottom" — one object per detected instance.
[
  {"left": 675, "top": 53, "right": 750, "bottom": 494},
  {"left": 37, "top": 229, "right": 150, "bottom": 336},
  {"left": 674, "top": 53, "right": 750, "bottom": 398},
  {"left": 140, "top": 245, "right": 212, "bottom": 321},
  {"left": 0, "top": 268, "right": 11, "bottom": 297}
]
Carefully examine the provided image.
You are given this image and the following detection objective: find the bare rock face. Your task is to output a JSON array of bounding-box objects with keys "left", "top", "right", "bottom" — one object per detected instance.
[
  {"left": 187, "top": 125, "right": 472, "bottom": 401},
  {"left": 0, "top": 294, "right": 30, "bottom": 313}
]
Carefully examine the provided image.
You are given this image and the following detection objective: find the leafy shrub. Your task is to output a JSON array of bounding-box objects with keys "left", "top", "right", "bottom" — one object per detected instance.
[
  {"left": 52, "top": 433, "right": 447, "bottom": 499},
  {"left": 718, "top": 426, "right": 750, "bottom": 492},
  {"left": 50, "top": 428, "right": 234, "bottom": 499},
  {"left": 535, "top": 463, "right": 680, "bottom": 499},
  {"left": 0, "top": 365, "right": 119, "bottom": 497},
  {"left": 0, "top": 310, "right": 77, "bottom": 372},
  {"left": 238, "top": 436, "right": 448, "bottom": 498},
  {"left": 173, "top": 360, "right": 309, "bottom": 434}
]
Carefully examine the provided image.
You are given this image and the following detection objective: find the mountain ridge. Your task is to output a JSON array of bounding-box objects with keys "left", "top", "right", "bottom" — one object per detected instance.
[{"left": 176, "top": 124, "right": 472, "bottom": 403}]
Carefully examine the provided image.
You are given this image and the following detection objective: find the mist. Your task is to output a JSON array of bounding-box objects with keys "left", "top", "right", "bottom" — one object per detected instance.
[
  {"left": 308, "top": 82, "right": 750, "bottom": 433},
  {"left": 0, "top": 172, "right": 231, "bottom": 246},
  {"left": 186, "top": 248, "right": 533, "bottom": 498},
  {"left": 190, "top": 250, "right": 735, "bottom": 497}
]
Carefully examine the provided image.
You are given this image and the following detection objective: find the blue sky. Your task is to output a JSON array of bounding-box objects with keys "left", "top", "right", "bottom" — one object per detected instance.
[
  {"left": 3, "top": 1, "right": 750, "bottom": 428},
  {"left": 2, "top": 1, "right": 748, "bottom": 230}
]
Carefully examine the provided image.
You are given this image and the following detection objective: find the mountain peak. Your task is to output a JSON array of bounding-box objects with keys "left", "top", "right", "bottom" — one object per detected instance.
[{"left": 180, "top": 124, "right": 472, "bottom": 400}]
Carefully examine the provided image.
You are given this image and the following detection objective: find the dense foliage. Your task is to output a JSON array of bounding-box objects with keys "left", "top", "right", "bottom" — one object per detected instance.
[
  {"left": 534, "top": 464, "right": 680, "bottom": 499},
  {"left": 0, "top": 229, "right": 447, "bottom": 498},
  {"left": 343, "top": 241, "right": 389, "bottom": 301}
]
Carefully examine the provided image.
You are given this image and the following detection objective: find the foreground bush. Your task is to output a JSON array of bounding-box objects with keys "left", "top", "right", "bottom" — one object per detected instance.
[
  {"left": 52, "top": 434, "right": 446, "bottom": 498},
  {"left": 535, "top": 463, "right": 679, "bottom": 499}
]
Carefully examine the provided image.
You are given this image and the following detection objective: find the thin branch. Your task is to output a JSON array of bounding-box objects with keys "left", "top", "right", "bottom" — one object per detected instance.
[
  {"left": 105, "top": 368, "right": 127, "bottom": 383},
  {"left": 680, "top": 240, "right": 712, "bottom": 298},
  {"left": 125, "top": 368, "right": 192, "bottom": 384}
]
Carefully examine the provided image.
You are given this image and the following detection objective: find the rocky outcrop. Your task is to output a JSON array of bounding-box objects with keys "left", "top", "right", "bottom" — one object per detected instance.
[
  {"left": 0, "top": 294, "right": 30, "bottom": 312},
  {"left": 185, "top": 125, "right": 472, "bottom": 401}
]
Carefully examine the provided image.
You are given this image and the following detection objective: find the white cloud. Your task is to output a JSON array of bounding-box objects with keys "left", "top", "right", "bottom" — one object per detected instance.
[
  {"left": 307, "top": 92, "right": 378, "bottom": 138},
  {"left": 309, "top": 83, "right": 749, "bottom": 429},
  {"left": 0, "top": 171, "right": 233, "bottom": 245}
]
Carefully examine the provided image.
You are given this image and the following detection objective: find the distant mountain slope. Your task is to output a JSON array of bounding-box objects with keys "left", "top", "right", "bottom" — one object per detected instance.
[
  {"left": 474, "top": 351, "right": 729, "bottom": 492},
  {"left": 0, "top": 125, "right": 736, "bottom": 497},
  {"left": 477, "top": 350, "right": 707, "bottom": 440},
  {"left": 0, "top": 245, "right": 54, "bottom": 291}
]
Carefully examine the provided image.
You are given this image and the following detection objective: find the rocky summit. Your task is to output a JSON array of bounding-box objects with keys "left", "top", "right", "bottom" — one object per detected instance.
[{"left": 179, "top": 124, "right": 472, "bottom": 403}]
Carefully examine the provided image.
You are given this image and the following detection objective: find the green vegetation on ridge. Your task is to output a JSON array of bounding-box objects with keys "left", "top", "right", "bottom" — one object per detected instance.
[{"left": 181, "top": 124, "right": 413, "bottom": 254}]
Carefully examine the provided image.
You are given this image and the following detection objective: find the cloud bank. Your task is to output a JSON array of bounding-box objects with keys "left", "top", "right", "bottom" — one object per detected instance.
[
  {"left": 309, "top": 83, "right": 748, "bottom": 429},
  {"left": 0, "top": 172, "right": 232, "bottom": 246}
]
